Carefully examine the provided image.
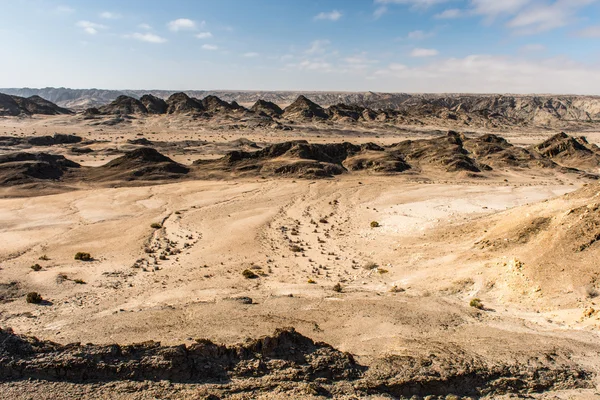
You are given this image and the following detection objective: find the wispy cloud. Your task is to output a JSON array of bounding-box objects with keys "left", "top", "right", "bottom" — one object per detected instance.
[
  {"left": 506, "top": 0, "right": 594, "bottom": 34},
  {"left": 410, "top": 48, "right": 439, "bottom": 57},
  {"left": 195, "top": 32, "right": 213, "bottom": 39},
  {"left": 168, "top": 18, "right": 198, "bottom": 32},
  {"left": 576, "top": 25, "right": 600, "bottom": 37},
  {"left": 407, "top": 29, "right": 435, "bottom": 39},
  {"left": 519, "top": 43, "right": 546, "bottom": 52},
  {"left": 434, "top": 8, "right": 463, "bottom": 19},
  {"left": 202, "top": 44, "right": 219, "bottom": 50},
  {"left": 373, "top": 6, "right": 388, "bottom": 18},
  {"left": 54, "top": 5, "right": 75, "bottom": 15},
  {"left": 128, "top": 32, "right": 167, "bottom": 44},
  {"left": 138, "top": 23, "right": 152, "bottom": 30},
  {"left": 314, "top": 10, "right": 343, "bottom": 21},
  {"left": 99, "top": 11, "right": 121, "bottom": 19},
  {"left": 243, "top": 52, "right": 259, "bottom": 57},
  {"left": 76, "top": 20, "right": 107, "bottom": 35},
  {"left": 374, "top": 0, "right": 453, "bottom": 9},
  {"left": 372, "top": 54, "right": 600, "bottom": 94},
  {"left": 306, "top": 39, "right": 330, "bottom": 54}
]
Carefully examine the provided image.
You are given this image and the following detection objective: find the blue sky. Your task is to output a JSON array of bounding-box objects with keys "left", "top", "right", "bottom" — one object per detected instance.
[{"left": 1, "top": 0, "right": 600, "bottom": 93}]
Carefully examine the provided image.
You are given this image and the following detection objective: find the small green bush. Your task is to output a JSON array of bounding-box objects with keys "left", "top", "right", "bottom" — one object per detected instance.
[
  {"left": 242, "top": 269, "right": 258, "bottom": 279},
  {"left": 30, "top": 264, "right": 42, "bottom": 272},
  {"left": 26, "top": 292, "right": 43, "bottom": 304},
  {"left": 74, "top": 252, "right": 92, "bottom": 261},
  {"left": 150, "top": 223, "right": 162, "bottom": 229},
  {"left": 470, "top": 298, "right": 484, "bottom": 310},
  {"left": 370, "top": 221, "right": 380, "bottom": 228}
]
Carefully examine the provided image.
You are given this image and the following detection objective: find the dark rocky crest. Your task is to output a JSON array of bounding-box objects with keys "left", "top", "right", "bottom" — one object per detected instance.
[
  {"left": 140, "top": 94, "right": 168, "bottom": 114},
  {"left": 166, "top": 92, "right": 204, "bottom": 114},
  {"left": 282, "top": 95, "right": 329, "bottom": 120},
  {"left": 98, "top": 147, "right": 189, "bottom": 181},
  {"left": 0, "top": 93, "right": 72, "bottom": 116},
  {"left": 0, "top": 152, "right": 80, "bottom": 185},
  {"left": 251, "top": 99, "right": 283, "bottom": 117},
  {"left": 98, "top": 95, "right": 148, "bottom": 115}
]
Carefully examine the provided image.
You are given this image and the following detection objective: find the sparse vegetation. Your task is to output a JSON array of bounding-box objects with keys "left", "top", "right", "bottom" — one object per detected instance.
[
  {"left": 470, "top": 298, "right": 484, "bottom": 310},
  {"left": 38, "top": 255, "right": 50, "bottom": 261},
  {"left": 26, "top": 292, "right": 43, "bottom": 304},
  {"left": 290, "top": 245, "right": 303, "bottom": 252},
  {"left": 370, "top": 221, "right": 380, "bottom": 228},
  {"left": 30, "top": 264, "right": 42, "bottom": 272},
  {"left": 74, "top": 279, "right": 86, "bottom": 284},
  {"left": 150, "top": 222, "right": 162, "bottom": 229},
  {"left": 307, "top": 278, "right": 316, "bottom": 284},
  {"left": 333, "top": 283, "right": 343, "bottom": 292},
  {"left": 363, "top": 261, "right": 378, "bottom": 270},
  {"left": 242, "top": 269, "right": 258, "bottom": 279},
  {"left": 74, "top": 252, "right": 92, "bottom": 261},
  {"left": 389, "top": 286, "right": 405, "bottom": 293},
  {"left": 377, "top": 268, "right": 388, "bottom": 274}
]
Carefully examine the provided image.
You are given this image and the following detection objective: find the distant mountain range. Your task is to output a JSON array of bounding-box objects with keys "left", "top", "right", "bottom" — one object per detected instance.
[
  {"left": 2, "top": 87, "right": 600, "bottom": 129},
  {"left": 0, "top": 87, "right": 412, "bottom": 110}
]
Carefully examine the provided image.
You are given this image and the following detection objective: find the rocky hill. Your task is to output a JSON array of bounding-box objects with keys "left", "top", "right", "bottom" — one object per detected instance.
[{"left": 0, "top": 94, "right": 72, "bottom": 116}]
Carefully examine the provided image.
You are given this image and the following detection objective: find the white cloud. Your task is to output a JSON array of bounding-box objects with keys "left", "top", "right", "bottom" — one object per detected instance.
[
  {"left": 373, "top": 6, "right": 388, "bottom": 18},
  {"left": 99, "top": 11, "right": 122, "bottom": 19},
  {"left": 470, "top": 0, "right": 532, "bottom": 19},
  {"left": 506, "top": 0, "right": 595, "bottom": 34},
  {"left": 168, "top": 18, "right": 197, "bottom": 32},
  {"left": 343, "top": 53, "right": 379, "bottom": 70},
  {"left": 202, "top": 44, "right": 219, "bottom": 50},
  {"left": 410, "top": 48, "right": 439, "bottom": 57},
  {"left": 298, "top": 60, "right": 333, "bottom": 71},
  {"left": 577, "top": 25, "right": 600, "bottom": 37},
  {"left": 195, "top": 32, "right": 213, "bottom": 39},
  {"left": 371, "top": 54, "right": 600, "bottom": 94},
  {"left": 314, "top": 10, "right": 343, "bottom": 21},
  {"left": 76, "top": 20, "right": 107, "bottom": 35},
  {"left": 138, "top": 23, "right": 152, "bottom": 30},
  {"left": 129, "top": 32, "right": 167, "bottom": 44},
  {"left": 434, "top": 8, "right": 463, "bottom": 19},
  {"left": 407, "top": 30, "right": 435, "bottom": 39},
  {"left": 519, "top": 43, "right": 546, "bottom": 52},
  {"left": 243, "top": 52, "right": 259, "bottom": 57},
  {"left": 374, "top": 0, "right": 453, "bottom": 8},
  {"left": 54, "top": 5, "right": 75, "bottom": 15},
  {"left": 306, "top": 39, "right": 330, "bottom": 54}
]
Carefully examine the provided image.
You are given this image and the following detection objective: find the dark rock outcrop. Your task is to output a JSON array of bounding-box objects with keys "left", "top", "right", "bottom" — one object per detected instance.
[
  {"left": 251, "top": 100, "right": 283, "bottom": 117},
  {"left": 282, "top": 96, "right": 329, "bottom": 120},
  {"left": 201, "top": 95, "right": 234, "bottom": 113},
  {"left": 0, "top": 94, "right": 72, "bottom": 116},
  {"left": 98, "top": 148, "right": 189, "bottom": 181},
  {"left": 0, "top": 327, "right": 360, "bottom": 383},
  {"left": 391, "top": 131, "right": 486, "bottom": 173},
  {"left": 0, "top": 152, "right": 80, "bottom": 185},
  {"left": 140, "top": 94, "right": 168, "bottom": 114},
  {"left": 98, "top": 95, "right": 148, "bottom": 115},
  {"left": 166, "top": 93, "right": 204, "bottom": 114}
]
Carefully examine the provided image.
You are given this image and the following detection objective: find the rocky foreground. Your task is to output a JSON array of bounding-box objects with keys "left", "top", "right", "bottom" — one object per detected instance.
[{"left": 0, "top": 327, "right": 593, "bottom": 399}]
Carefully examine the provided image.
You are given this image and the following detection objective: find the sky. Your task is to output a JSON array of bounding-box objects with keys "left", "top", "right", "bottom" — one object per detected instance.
[{"left": 1, "top": 0, "right": 600, "bottom": 93}]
